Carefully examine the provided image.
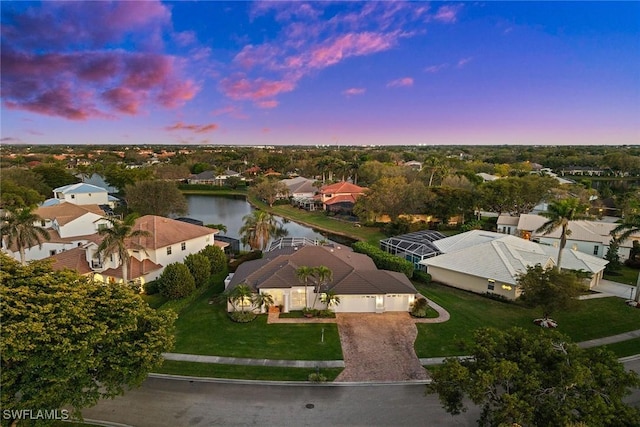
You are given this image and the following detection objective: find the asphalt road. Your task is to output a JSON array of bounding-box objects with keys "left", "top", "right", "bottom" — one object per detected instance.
[{"left": 80, "top": 358, "right": 640, "bottom": 427}]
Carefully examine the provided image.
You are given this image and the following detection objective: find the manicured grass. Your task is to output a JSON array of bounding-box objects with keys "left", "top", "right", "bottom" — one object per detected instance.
[
  {"left": 155, "top": 360, "right": 343, "bottom": 381},
  {"left": 141, "top": 293, "right": 168, "bottom": 309},
  {"left": 248, "top": 195, "right": 386, "bottom": 245},
  {"left": 601, "top": 338, "right": 640, "bottom": 358},
  {"left": 415, "top": 282, "right": 640, "bottom": 357},
  {"left": 604, "top": 265, "right": 640, "bottom": 286},
  {"left": 172, "top": 280, "right": 343, "bottom": 360}
]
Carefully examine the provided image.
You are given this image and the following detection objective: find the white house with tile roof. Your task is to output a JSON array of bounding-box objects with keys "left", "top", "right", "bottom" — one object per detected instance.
[
  {"left": 420, "top": 230, "right": 608, "bottom": 300},
  {"left": 499, "top": 213, "right": 639, "bottom": 260},
  {"left": 51, "top": 183, "right": 110, "bottom": 206},
  {"left": 226, "top": 245, "right": 417, "bottom": 313}
]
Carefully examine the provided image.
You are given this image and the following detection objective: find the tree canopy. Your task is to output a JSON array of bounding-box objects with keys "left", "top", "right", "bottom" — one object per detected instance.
[
  {"left": 124, "top": 180, "right": 188, "bottom": 217},
  {"left": 0, "top": 254, "right": 175, "bottom": 421},
  {"left": 428, "top": 327, "right": 640, "bottom": 427}
]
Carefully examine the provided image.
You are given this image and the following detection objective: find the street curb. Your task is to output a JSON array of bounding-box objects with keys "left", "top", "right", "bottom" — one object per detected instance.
[
  {"left": 64, "top": 419, "right": 134, "bottom": 427},
  {"left": 148, "top": 373, "right": 432, "bottom": 386}
]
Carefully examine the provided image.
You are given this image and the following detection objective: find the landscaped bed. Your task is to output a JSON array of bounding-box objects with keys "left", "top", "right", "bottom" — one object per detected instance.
[
  {"left": 601, "top": 337, "right": 640, "bottom": 358},
  {"left": 414, "top": 282, "right": 640, "bottom": 358}
]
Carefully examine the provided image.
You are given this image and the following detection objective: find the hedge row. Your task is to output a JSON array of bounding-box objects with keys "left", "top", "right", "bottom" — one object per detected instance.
[{"left": 351, "top": 242, "right": 414, "bottom": 278}]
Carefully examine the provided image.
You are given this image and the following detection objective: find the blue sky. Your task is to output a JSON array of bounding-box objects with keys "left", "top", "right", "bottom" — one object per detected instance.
[{"left": 1, "top": 1, "right": 638, "bottom": 146}]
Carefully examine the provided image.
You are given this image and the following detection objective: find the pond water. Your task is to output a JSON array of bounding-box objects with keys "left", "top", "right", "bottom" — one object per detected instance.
[{"left": 185, "top": 195, "right": 351, "bottom": 249}]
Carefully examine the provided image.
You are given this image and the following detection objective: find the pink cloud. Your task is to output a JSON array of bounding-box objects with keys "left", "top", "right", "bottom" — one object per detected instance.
[
  {"left": 342, "top": 88, "right": 366, "bottom": 97},
  {"left": 387, "top": 77, "right": 414, "bottom": 88},
  {"left": 211, "top": 105, "right": 248, "bottom": 119},
  {"left": 1, "top": 2, "right": 199, "bottom": 120},
  {"left": 220, "top": 76, "right": 296, "bottom": 105},
  {"left": 425, "top": 63, "right": 448, "bottom": 73},
  {"left": 256, "top": 100, "right": 279, "bottom": 109},
  {"left": 308, "top": 32, "right": 396, "bottom": 69},
  {"left": 433, "top": 5, "right": 463, "bottom": 24},
  {"left": 166, "top": 122, "right": 219, "bottom": 133},
  {"left": 457, "top": 57, "right": 473, "bottom": 68}
]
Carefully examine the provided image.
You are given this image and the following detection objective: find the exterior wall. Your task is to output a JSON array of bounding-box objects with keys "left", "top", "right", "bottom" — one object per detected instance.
[
  {"left": 6, "top": 240, "right": 89, "bottom": 262},
  {"left": 536, "top": 236, "right": 632, "bottom": 260},
  {"left": 426, "top": 265, "right": 518, "bottom": 300},
  {"left": 58, "top": 213, "right": 106, "bottom": 238},
  {"left": 145, "top": 233, "right": 215, "bottom": 267},
  {"left": 57, "top": 191, "right": 108, "bottom": 205},
  {"left": 497, "top": 224, "right": 518, "bottom": 235}
]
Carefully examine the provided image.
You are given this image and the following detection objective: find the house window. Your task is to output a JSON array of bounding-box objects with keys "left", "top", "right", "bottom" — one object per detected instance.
[
  {"left": 71, "top": 194, "right": 75, "bottom": 199},
  {"left": 97, "top": 223, "right": 107, "bottom": 231},
  {"left": 41, "top": 220, "right": 46, "bottom": 226},
  {"left": 167, "top": 246, "right": 172, "bottom": 255},
  {"left": 291, "top": 290, "right": 305, "bottom": 308},
  {"left": 487, "top": 279, "right": 495, "bottom": 291},
  {"left": 593, "top": 245, "right": 599, "bottom": 255},
  {"left": 181, "top": 242, "right": 186, "bottom": 251},
  {"left": 50, "top": 250, "right": 56, "bottom": 256}
]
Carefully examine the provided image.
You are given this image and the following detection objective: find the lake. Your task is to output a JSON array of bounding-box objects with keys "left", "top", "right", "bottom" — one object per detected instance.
[{"left": 185, "top": 195, "right": 350, "bottom": 249}]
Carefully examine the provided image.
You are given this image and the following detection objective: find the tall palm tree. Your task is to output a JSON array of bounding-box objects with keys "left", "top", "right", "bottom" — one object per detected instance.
[
  {"left": 239, "top": 210, "right": 281, "bottom": 251},
  {"left": 536, "top": 198, "right": 589, "bottom": 270},
  {"left": 311, "top": 266, "right": 333, "bottom": 308},
  {"left": 97, "top": 213, "right": 150, "bottom": 283},
  {"left": 296, "top": 266, "right": 315, "bottom": 309},
  {"left": 0, "top": 206, "right": 50, "bottom": 265},
  {"left": 612, "top": 214, "right": 640, "bottom": 243},
  {"left": 224, "top": 284, "right": 254, "bottom": 312}
]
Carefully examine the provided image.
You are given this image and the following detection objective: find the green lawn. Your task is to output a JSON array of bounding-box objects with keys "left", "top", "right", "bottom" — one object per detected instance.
[
  {"left": 172, "top": 282, "right": 343, "bottom": 360},
  {"left": 415, "top": 282, "right": 640, "bottom": 357},
  {"left": 604, "top": 265, "right": 640, "bottom": 286},
  {"left": 141, "top": 293, "right": 168, "bottom": 309},
  {"left": 601, "top": 338, "right": 640, "bottom": 358},
  {"left": 156, "top": 360, "right": 343, "bottom": 381}
]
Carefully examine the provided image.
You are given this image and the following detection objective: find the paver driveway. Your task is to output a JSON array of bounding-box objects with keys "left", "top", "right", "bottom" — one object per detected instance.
[{"left": 335, "top": 312, "right": 429, "bottom": 382}]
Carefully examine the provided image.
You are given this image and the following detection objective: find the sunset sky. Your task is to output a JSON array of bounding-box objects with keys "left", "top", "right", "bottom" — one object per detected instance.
[{"left": 1, "top": 1, "right": 639, "bottom": 146}]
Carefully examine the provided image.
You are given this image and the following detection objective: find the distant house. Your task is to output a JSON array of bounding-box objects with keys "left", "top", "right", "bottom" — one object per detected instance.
[
  {"left": 225, "top": 245, "right": 417, "bottom": 313},
  {"left": 188, "top": 170, "right": 242, "bottom": 185},
  {"left": 318, "top": 181, "right": 367, "bottom": 214},
  {"left": 420, "top": 230, "right": 608, "bottom": 300},
  {"left": 476, "top": 173, "right": 501, "bottom": 182},
  {"left": 497, "top": 213, "right": 639, "bottom": 260},
  {"left": 403, "top": 160, "right": 423, "bottom": 171},
  {"left": 51, "top": 183, "right": 110, "bottom": 206},
  {"left": 280, "top": 176, "right": 319, "bottom": 199}
]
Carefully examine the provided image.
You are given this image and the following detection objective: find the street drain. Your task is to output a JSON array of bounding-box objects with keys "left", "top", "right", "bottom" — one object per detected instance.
[{"left": 305, "top": 403, "right": 315, "bottom": 409}]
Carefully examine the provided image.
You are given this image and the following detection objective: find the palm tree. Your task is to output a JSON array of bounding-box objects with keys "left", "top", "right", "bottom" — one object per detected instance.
[
  {"left": 296, "top": 266, "right": 315, "bottom": 309},
  {"left": 252, "top": 292, "right": 274, "bottom": 313},
  {"left": 612, "top": 214, "right": 640, "bottom": 243},
  {"left": 536, "top": 198, "right": 589, "bottom": 270},
  {"left": 239, "top": 210, "right": 281, "bottom": 251},
  {"left": 224, "top": 284, "right": 253, "bottom": 312},
  {"left": 321, "top": 291, "right": 340, "bottom": 310},
  {"left": 311, "top": 266, "right": 333, "bottom": 308},
  {"left": 0, "top": 206, "right": 50, "bottom": 265},
  {"left": 96, "top": 213, "right": 151, "bottom": 283}
]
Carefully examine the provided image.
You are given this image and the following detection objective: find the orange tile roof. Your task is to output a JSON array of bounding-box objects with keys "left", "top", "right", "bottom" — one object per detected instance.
[
  {"left": 324, "top": 194, "right": 359, "bottom": 205},
  {"left": 127, "top": 215, "right": 216, "bottom": 250},
  {"left": 36, "top": 203, "right": 105, "bottom": 226},
  {"left": 48, "top": 247, "right": 93, "bottom": 275},
  {"left": 320, "top": 181, "right": 366, "bottom": 195},
  {"left": 101, "top": 257, "right": 163, "bottom": 280}
]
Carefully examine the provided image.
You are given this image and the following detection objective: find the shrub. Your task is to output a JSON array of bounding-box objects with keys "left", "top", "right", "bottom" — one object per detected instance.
[
  {"left": 199, "top": 245, "right": 228, "bottom": 274},
  {"left": 228, "top": 311, "right": 257, "bottom": 323},
  {"left": 184, "top": 253, "right": 211, "bottom": 287},
  {"left": 159, "top": 263, "right": 196, "bottom": 300},
  {"left": 144, "top": 279, "right": 160, "bottom": 295},
  {"left": 351, "top": 241, "right": 414, "bottom": 278},
  {"left": 308, "top": 372, "right": 327, "bottom": 383},
  {"left": 413, "top": 271, "right": 431, "bottom": 284},
  {"left": 410, "top": 297, "right": 429, "bottom": 318},
  {"left": 229, "top": 250, "right": 263, "bottom": 272}
]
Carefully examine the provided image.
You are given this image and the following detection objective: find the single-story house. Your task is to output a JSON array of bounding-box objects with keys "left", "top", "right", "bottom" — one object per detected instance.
[
  {"left": 420, "top": 230, "right": 608, "bottom": 300},
  {"left": 225, "top": 245, "right": 417, "bottom": 313}
]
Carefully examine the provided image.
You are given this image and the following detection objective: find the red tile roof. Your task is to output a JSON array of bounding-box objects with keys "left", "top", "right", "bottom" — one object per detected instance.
[
  {"left": 126, "top": 215, "right": 216, "bottom": 250},
  {"left": 320, "top": 181, "right": 366, "bottom": 195},
  {"left": 324, "top": 194, "right": 359, "bottom": 205},
  {"left": 48, "top": 247, "right": 93, "bottom": 275},
  {"left": 101, "top": 257, "right": 163, "bottom": 280},
  {"left": 35, "top": 203, "right": 105, "bottom": 226}
]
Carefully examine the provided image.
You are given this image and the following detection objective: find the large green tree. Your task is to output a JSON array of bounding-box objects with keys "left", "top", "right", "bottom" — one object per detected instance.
[
  {"left": 0, "top": 254, "right": 175, "bottom": 423},
  {"left": 249, "top": 179, "right": 289, "bottom": 207},
  {"left": 536, "top": 198, "right": 589, "bottom": 270},
  {"left": 0, "top": 206, "right": 50, "bottom": 265},
  {"left": 612, "top": 214, "right": 640, "bottom": 244},
  {"left": 32, "top": 164, "right": 79, "bottom": 189},
  {"left": 124, "top": 180, "right": 188, "bottom": 217},
  {"left": 428, "top": 327, "right": 640, "bottom": 427},
  {"left": 517, "top": 264, "right": 587, "bottom": 320},
  {"left": 239, "top": 210, "right": 286, "bottom": 251},
  {"left": 97, "top": 214, "right": 151, "bottom": 283}
]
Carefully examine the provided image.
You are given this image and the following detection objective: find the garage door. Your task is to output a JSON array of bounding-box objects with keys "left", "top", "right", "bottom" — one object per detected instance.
[
  {"left": 335, "top": 295, "right": 376, "bottom": 313},
  {"left": 385, "top": 294, "right": 409, "bottom": 311}
]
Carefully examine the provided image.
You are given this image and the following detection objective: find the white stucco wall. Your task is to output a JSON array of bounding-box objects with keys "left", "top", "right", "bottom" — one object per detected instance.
[
  {"left": 6, "top": 240, "right": 90, "bottom": 262},
  {"left": 146, "top": 233, "right": 215, "bottom": 266},
  {"left": 58, "top": 213, "right": 105, "bottom": 238},
  {"left": 57, "top": 191, "right": 108, "bottom": 205},
  {"left": 426, "top": 265, "right": 519, "bottom": 300}
]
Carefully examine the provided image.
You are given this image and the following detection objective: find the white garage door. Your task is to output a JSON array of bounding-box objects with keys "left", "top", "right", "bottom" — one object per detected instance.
[
  {"left": 335, "top": 295, "right": 376, "bottom": 313},
  {"left": 385, "top": 294, "right": 409, "bottom": 311}
]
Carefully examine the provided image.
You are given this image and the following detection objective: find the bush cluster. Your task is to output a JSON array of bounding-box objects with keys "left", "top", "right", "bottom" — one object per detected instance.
[
  {"left": 158, "top": 263, "right": 196, "bottom": 300},
  {"left": 410, "top": 297, "right": 429, "bottom": 318},
  {"left": 228, "top": 311, "right": 257, "bottom": 323},
  {"left": 198, "top": 245, "right": 227, "bottom": 274},
  {"left": 413, "top": 271, "right": 431, "bottom": 284},
  {"left": 184, "top": 253, "right": 211, "bottom": 287},
  {"left": 351, "top": 242, "right": 414, "bottom": 278}
]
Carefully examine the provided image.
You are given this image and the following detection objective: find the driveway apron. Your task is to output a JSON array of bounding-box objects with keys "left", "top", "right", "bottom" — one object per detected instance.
[{"left": 335, "top": 312, "right": 429, "bottom": 382}]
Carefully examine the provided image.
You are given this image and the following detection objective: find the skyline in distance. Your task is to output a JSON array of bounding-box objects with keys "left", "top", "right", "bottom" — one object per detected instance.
[{"left": 1, "top": 1, "right": 639, "bottom": 146}]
